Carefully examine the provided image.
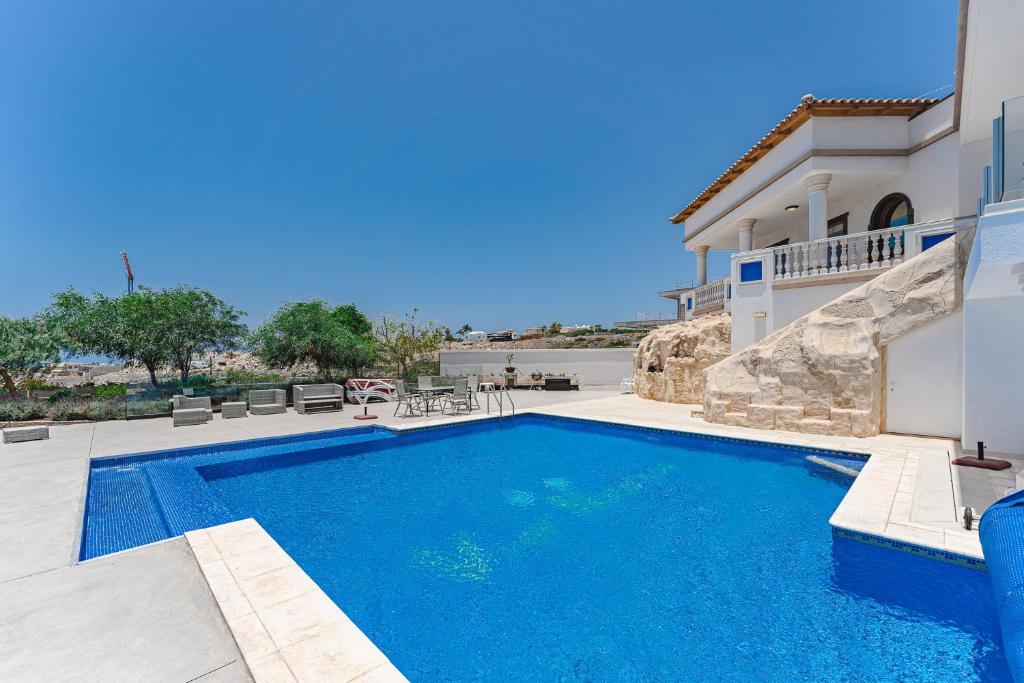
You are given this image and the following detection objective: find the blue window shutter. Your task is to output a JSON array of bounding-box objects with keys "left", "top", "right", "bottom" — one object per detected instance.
[
  {"left": 921, "top": 232, "right": 954, "bottom": 251},
  {"left": 739, "top": 260, "right": 763, "bottom": 283}
]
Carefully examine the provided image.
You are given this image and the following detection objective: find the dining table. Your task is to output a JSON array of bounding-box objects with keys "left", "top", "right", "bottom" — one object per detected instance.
[{"left": 415, "top": 385, "right": 454, "bottom": 416}]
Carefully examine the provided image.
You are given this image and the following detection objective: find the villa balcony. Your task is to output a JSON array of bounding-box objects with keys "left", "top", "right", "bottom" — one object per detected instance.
[
  {"left": 742, "top": 216, "right": 972, "bottom": 283},
  {"left": 728, "top": 216, "right": 974, "bottom": 350},
  {"left": 689, "top": 277, "right": 731, "bottom": 316}
]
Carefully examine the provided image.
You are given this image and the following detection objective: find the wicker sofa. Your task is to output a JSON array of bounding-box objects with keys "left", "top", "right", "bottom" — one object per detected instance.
[
  {"left": 248, "top": 389, "right": 287, "bottom": 415},
  {"left": 172, "top": 395, "right": 213, "bottom": 427},
  {"left": 294, "top": 383, "right": 345, "bottom": 414}
]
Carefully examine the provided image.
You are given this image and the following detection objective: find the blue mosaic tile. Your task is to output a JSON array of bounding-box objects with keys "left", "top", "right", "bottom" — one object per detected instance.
[
  {"left": 832, "top": 527, "right": 986, "bottom": 572},
  {"left": 80, "top": 425, "right": 396, "bottom": 560}
]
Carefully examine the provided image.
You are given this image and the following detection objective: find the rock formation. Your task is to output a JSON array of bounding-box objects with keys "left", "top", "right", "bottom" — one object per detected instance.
[
  {"left": 703, "top": 232, "right": 971, "bottom": 436},
  {"left": 633, "top": 314, "right": 732, "bottom": 404}
]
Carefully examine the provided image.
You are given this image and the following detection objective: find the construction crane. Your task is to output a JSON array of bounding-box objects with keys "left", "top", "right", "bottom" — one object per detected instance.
[{"left": 120, "top": 251, "right": 134, "bottom": 293}]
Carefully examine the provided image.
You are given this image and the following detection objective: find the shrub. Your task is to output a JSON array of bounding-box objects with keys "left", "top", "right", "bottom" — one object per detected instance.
[
  {"left": 0, "top": 400, "right": 48, "bottom": 421},
  {"left": 23, "top": 378, "right": 60, "bottom": 391},
  {"left": 221, "top": 368, "right": 284, "bottom": 385},
  {"left": 94, "top": 382, "right": 126, "bottom": 398},
  {"left": 84, "top": 399, "right": 125, "bottom": 421},
  {"left": 48, "top": 398, "right": 125, "bottom": 422},
  {"left": 47, "top": 389, "right": 76, "bottom": 403},
  {"left": 127, "top": 399, "right": 172, "bottom": 418}
]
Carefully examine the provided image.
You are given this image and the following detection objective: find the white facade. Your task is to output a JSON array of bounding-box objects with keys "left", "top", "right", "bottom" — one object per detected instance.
[
  {"left": 962, "top": 198, "right": 1024, "bottom": 454},
  {"left": 662, "top": 0, "right": 1024, "bottom": 444}
]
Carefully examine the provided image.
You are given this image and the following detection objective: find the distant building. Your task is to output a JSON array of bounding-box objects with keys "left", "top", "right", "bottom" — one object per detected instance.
[
  {"left": 522, "top": 326, "right": 544, "bottom": 336},
  {"left": 487, "top": 329, "right": 516, "bottom": 342},
  {"left": 464, "top": 330, "right": 487, "bottom": 343}
]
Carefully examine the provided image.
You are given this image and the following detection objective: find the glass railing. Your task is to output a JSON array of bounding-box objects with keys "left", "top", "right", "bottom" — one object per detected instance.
[
  {"left": 125, "top": 378, "right": 318, "bottom": 418},
  {"left": 1001, "top": 94, "right": 1024, "bottom": 201}
]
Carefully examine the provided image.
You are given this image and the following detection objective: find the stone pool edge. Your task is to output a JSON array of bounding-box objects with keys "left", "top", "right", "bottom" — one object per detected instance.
[{"left": 185, "top": 518, "right": 408, "bottom": 683}]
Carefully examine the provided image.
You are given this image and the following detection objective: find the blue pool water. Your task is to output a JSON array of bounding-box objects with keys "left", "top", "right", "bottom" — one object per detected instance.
[
  {"left": 195, "top": 416, "right": 1008, "bottom": 681},
  {"left": 81, "top": 425, "right": 396, "bottom": 559}
]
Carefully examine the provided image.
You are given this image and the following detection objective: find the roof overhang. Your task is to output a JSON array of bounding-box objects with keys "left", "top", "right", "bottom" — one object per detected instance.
[
  {"left": 669, "top": 97, "right": 939, "bottom": 225},
  {"left": 957, "top": 0, "right": 1024, "bottom": 144}
]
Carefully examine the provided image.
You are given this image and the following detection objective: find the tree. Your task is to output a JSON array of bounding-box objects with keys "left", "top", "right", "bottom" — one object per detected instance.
[
  {"left": 49, "top": 286, "right": 246, "bottom": 386},
  {"left": 250, "top": 301, "right": 377, "bottom": 380},
  {"left": 456, "top": 323, "right": 473, "bottom": 340},
  {"left": 159, "top": 287, "right": 247, "bottom": 383},
  {"left": 0, "top": 316, "right": 62, "bottom": 393},
  {"left": 49, "top": 289, "right": 169, "bottom": 387},
  {"left": 372, "top": 309, "right": 443, "bottom": 376},
  {"left": 545, "top": 322, "right": 563, "bottom": 336}
]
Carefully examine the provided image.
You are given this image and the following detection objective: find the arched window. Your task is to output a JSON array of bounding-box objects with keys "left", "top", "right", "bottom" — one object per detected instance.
[{"left": 869, "top": 193, "right": 914, "bottom": 231}]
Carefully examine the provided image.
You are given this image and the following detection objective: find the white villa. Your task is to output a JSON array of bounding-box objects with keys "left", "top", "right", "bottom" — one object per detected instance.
[{"left": 660, "top": 0, "right": 1024, "bottom": 453}]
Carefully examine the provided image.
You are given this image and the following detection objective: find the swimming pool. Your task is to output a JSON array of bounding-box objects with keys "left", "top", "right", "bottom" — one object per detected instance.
[{"left": 83, "top": 415, "right": 1009, "bottom": 680}]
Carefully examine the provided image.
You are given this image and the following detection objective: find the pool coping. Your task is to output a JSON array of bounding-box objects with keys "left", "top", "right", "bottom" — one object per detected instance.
[{"left": 185, "top": 519, "right": 408, "bottom": 683}]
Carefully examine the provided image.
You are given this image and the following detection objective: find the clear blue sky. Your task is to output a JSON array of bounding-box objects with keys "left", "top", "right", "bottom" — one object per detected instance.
[{"left": 0, "top": 1, "right": 957, "bottom": 331}]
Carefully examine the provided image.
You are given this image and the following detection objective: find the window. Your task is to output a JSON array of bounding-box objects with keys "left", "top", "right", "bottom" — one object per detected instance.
[
  {"left": 739, "top": 260, "right": 763, "bottom": 283},
  {"left": 827, "top": 212, "right": 849, "bottom": 238},
  {"left": 687, "top": 297, "right": 693, "bottom": 310},
  {"left": 869, "top": 193, "right": 914, "bottom": 231},
  {"left": 921, "top": 231, "right": 955, "bottom": 251}
]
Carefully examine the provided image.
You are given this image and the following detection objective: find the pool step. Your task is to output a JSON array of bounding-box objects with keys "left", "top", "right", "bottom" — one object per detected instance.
[
  {"left": 81, "top": 466, "right": 171, "bottom": 559},
  {"left": 806, "top": 454, "right": 864, "bottom": 477}
]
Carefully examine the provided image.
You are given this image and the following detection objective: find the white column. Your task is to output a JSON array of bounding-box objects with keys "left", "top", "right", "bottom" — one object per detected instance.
[
  {"left": 694, "top": 245, "right": 709, "bottom": 286},
  {"left": 736, "top": 218, "right": 755, "bottom": 252},
  {"left": 804, "top": 173, "right": 832, "bottom": 242}
]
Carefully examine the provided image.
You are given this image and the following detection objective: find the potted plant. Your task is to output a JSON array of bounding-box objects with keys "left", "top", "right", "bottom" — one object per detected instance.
[{"left": 504, "top": 352, "right": 516, "bottom": 374}]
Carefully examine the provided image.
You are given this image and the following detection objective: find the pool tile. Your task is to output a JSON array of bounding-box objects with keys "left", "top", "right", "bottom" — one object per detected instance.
[
  {"left": 228, "top": 613, "right": 278, "bottom": 664},
  {"left": 226, "top": 545, "right": 294, "bottom": 582},
  {"left": 349, "top": 663, "right": 408, "bottom": 682},
  {"left": 249, "top": 652, "right": 298, "bottom": 683},
  {"left": 279, "top": 619, "right": 389, "bottom": 682},
  {"left": 239, "top": 564, "right": 319, "bottom": 611},
  {"left": 259, "top": 591, "right": 346, "bottom": 649}
]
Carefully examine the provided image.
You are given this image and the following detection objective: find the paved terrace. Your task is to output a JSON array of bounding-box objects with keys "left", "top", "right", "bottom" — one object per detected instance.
[{"left": 2, "top": 389, "right": 1020, "bottom": 681}]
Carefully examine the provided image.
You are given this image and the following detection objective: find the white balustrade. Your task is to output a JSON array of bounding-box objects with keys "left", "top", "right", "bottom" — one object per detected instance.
[
  {"left": 758, "top": 218, "right": 974, "bottom": 282},
  {"left": 693, "top": 277, "right": 730, "bottom": 311},
  {"left": 771, "top": 226, "right": 912, "bottom": 280}
]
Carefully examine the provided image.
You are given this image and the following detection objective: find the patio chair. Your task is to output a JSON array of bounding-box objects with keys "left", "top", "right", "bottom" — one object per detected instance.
[
  {"left": 442, "top": 378, "right": 472, "bottom": 415},
  {"left": 416, "top": 376, "right": 447, "bottom": 411},
  {"left": 172, "top": 395, "right": 213, "bottom": 426},
  {"left": 249, "top": 389, "right": 287, "bottom": 415},
  {"left": 393, "top": 380, "right": 424, "bottom": 417},
  {"left": 467, "top": 374, "right": 481, "bottom": 409}
]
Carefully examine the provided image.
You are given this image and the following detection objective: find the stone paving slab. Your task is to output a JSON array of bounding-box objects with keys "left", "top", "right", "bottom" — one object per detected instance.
[{"left": 187, "top": 520, "right": 407, "bottom": 683}]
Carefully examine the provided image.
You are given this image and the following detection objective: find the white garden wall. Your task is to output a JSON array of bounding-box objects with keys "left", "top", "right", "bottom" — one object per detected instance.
[{"left": 440, "top": 348, "right": 635, "bottom": 387}]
